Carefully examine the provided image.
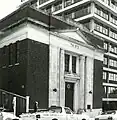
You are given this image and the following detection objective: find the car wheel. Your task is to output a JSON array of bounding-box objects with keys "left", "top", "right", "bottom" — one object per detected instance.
[{"left": 5, "top": 118, "right": 12, "bottom": 120}]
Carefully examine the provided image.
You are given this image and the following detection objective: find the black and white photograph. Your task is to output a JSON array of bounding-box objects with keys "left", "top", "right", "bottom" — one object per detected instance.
[{"left": 0, "top": 0, "right": 116, "bottom": 120}]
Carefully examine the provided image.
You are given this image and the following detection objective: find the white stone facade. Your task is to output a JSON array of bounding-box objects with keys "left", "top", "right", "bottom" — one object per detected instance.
[{"left": 0, "top": 22, "right": 103, "bottom": 113}]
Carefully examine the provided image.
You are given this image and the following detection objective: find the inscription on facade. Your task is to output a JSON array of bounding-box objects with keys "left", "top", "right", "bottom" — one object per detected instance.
[{"left": 70, "top": 43, "right": 79, "bottom": 49}]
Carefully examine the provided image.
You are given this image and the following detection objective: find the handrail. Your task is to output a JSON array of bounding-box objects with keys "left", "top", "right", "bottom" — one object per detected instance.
[{"left": 0, "top": 89, "right": 26, "bottom": 99}]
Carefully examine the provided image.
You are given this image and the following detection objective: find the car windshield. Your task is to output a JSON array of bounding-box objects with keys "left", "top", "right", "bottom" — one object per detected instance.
[
  {"left": 101, "top": 111, "right": 116, "bottom": 115},
  {"left": 47, "top": 107, "right": 62, "bottom": 113}
]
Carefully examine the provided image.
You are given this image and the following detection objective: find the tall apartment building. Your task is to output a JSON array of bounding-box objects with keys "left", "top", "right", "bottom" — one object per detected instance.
[{"left": 35, "top": 0, "right": 117, "bottom": 111}]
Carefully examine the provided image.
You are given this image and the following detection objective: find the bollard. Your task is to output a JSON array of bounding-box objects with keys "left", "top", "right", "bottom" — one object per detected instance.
[
  {"left": 26, "top": 96, "right": 30, "bottom": 113},
  {"left": 13, "top": 97, "right": 16, "bottom": 116}
]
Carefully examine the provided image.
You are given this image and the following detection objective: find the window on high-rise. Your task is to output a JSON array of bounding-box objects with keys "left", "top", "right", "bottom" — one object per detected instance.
[
  {"left": 83, "top": 21, "right": 90, "bottom": 29},
  {"left": 45, "top": 6, "right": 52, "bottom": 13},
  {"left": 103, "top": 57, "right": 108, "bottom": 65},
  {"left": 110, "top": 14, "right": 117, "bottom": 26},
  {"left": 108, "top": 87, "right": 117, "bottom": 98},
  {"left": 109, "top": 43, "right": 117, "bottom": 54},
  {"left": 103, "top": 86, "right": 107, "bottom": 97},
  {"left": 109, "top": 58, "right": 117, "bottom": 68},
  {"left": 103, "top": 71, "right": 107, "bottom": 80},
  {"left": 95, "top": 5, "right": 108, "bottom": 20},
  {"left": 109, "top": 73, "right": 117, "bottom": 81},
  {"left": 104, "top": 42, "right": 108, "bottom": 50},
  {"left": 64, "top": 0, "right": 72, "bottom": 7},
  {"left": 54, "top": 1, "right": 62, "bottom": 12},
  {"left": 95, "top": 22, "right": 108, "bottom": 35},
  {"left": 109, "top": 73, "right": 114, "bottom": 81},
  {"left": 109, "top": 59, "right": 114, "bottom": 67},
  {"left": 39, "top": 0, "right": 49, "bottom": 5},
  {"left": 64, "top": 12, "right": 73, "bottom": 19},
  {"left": 110, "top": 0, "right": 117, "bottom": 10},
  {"left": 101, "top": 0, "right": 109, "bottom": 5},
  {"left": 74, "top": 4, "right": 91, "bottom": 19},
  {"left": 74, "top": 0, "right": 82, "bottom": 3},
  {"left": 110, "top": 30, "right": 117, "bottom": 40}
]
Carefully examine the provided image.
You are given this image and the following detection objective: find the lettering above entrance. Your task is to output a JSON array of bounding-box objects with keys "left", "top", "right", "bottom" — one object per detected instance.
[{"left": 70, "top": 43, "right": 79, "bottom": 49}]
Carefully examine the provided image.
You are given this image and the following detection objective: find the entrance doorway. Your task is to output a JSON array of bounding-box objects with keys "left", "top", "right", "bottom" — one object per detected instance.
[{"left": 65, "top": 82, "right": 74, "bottom": 110}]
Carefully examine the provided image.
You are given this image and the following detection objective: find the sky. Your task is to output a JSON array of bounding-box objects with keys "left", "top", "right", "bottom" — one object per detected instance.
[{"left": 0, "top": 0, "right": 22, "bottom": 20}]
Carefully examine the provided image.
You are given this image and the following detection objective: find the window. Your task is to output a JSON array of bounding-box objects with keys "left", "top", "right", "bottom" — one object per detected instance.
[
  {"left": 110, "top": 14, "right": 117, "bottom": 26},
  {"left": 109, "top": 43, "right": 117, "bottom": 54},
  {"left": 64, "top": 0, "right": 72, "bottom": 7},
  {"left": 39, "top": 0, "right": 48, "bottom": 5},
  {"left": 65, "top": 54, "right": 70, "bottom": 72},
  {"left": 72, "top": 56, "right": 76, "bottom": 73},
  {"left": 101, "top": 0, "right": 109, "bottom": 5},
  {"left": 45, "top": 6, "right": 51, "bottom": 13},
  {"left": 3, "top": 46, "right": 6, "bottom": 55},
  {"left": 109, "top": 59, "right": 114, "bottom": 67},
  {"left": 64, "top": 12, "right": 73, "bottom": 19},
  {"left": 109, "top": 58, "right": 117, "bottom": 68},
  {"left": 109, "top": 73, "right": 117, "bottom": 81},
  {"left": 104, "top": 42, "right": 108, "bottom": 50},
  {"left": 104, "top": 86, "right": 107, "bottom": 94},
  {"left": 9, "top": 44, "right": 13, "bottom": 65},
  {"left": 108, "top": 87, "right": 117, "bottom": 94},
  {"left": 48, "top": 106, "right": 62, "bottom": 113},
  {"left": 103, "top": 57, "right": 108, "bottom": 65},
  {"left": 109, "top": 73, "right": 114, "bottom": 80},
  {"left": 95, "top": 5, "right": 108, "bottom": 20},
  {"left": 2, "top": 46, "right": 6, "bottom": 67},
  {"left": 64, "top": 108, "right": 72, "bottom": 114},
  {"left": 110, "top": 0, "right": 117, "bottom": 10},
  {"left": 54, "top": 1, "right": 62, "bottom": 11},
  {"left": 65, "top": 54, "right": 77, "bottom": 73},
  {"left": 15, "top": 42, "right": 20, "bottom": 64},
  {"left": 95, "top": 22, "right": 108, "bottom": 35},
  {"left": 110, "top": 30, "right": 117, "bottom": 40},
  {"left": 74, "top": 4, "right": 91, "bottom": 19},
  {"left": 103, "top": 71, "right": 107, "bottom": 80}
]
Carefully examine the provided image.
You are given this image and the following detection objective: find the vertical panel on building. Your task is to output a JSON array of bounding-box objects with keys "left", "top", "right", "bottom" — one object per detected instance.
[{"left": 93, "top": 59, "right": 103, "bottom": 109}]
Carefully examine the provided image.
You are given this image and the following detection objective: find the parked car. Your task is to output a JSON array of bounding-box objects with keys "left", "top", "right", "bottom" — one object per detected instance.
[
  {"left": 0, "top": 107, "right": 20, "bottom": 120},
  {"left": 20, "top": 106, "right": 90, "bottom": 120},
  {"left": 95, "top": 110, "right": 117, "bottom": 120}
]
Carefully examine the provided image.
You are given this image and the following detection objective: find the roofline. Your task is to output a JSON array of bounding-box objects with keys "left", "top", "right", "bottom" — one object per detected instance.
[{"left": 50, "top": 31, "right": 96, "bottom": 51}]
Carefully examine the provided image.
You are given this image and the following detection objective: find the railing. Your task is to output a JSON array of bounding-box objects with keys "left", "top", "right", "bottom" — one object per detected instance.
[{"left": 0, "top": 89, "right": 29, "bottom": 116}]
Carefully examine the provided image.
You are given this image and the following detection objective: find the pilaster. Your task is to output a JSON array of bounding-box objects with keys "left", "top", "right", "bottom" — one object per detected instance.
[
  {"left": 84, "top": 57, "right": 94, "bottom": 110},
  {"left": 79, "top": 56, "right": 85, "bottom": 109},
  {"left": 90, "top": 19, "right": 95, "bottom": 32},
  {"left": 51, "top": 5, "right": 55, "bottom": 12},
  {"left": 73, "top": 80, "right": 80, "bottom": 112},
  {"left": 49, "top": 45, "right": 60, "bottom": 106},
  {"left": 91, "top": 2, "right": 95, "bottom": 15},
  {"left": 59, "top": 49, "right": 65, "bottom": 106},
  {"left": 90, "top": 2, "right": 95, "bottom": 32},
  {"left": 108, "top": 12, "right": 111, "bottom": 23},
  {"left": 62, "top": 0, "right": 65, "bottom": 9}
]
